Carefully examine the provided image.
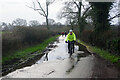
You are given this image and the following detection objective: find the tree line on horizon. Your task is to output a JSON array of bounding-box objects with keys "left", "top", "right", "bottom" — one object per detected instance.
[{"left": 0, "top": 18, "right": 65, "bottom": 31}]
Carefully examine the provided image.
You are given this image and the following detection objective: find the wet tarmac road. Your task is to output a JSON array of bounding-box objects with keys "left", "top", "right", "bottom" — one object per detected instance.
[
  {"left": 2, "top": 36, "right": 94, "bottom": 78},
  {"left": 2, "top": 36, "right": 119, "bottom": 78}
]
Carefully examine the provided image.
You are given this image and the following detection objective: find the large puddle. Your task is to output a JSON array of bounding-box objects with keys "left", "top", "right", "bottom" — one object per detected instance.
[
  {"left": 36, "top": 36, "right": 92, "bottom": 74},
  {"left": 36, "top": 36, "right": 86, "bottom": 64}
]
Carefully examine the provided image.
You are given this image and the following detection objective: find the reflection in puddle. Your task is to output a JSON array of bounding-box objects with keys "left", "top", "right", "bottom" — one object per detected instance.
[
  {"left": 36, "top": 41, "right": 59, "bottom": 64},
  {"left": 66, "top": 57, "right": 76, "bottom": 74},
  {"left": 44, "top": 53, "right": 48, "bottom": 61},
  {"left": 37, "top": 35, "right": 91, "bottom": 73},
  {"left": 66, "top": 65, "right": 74, "bottom": 73},
  {"left": 66, "top": 51, "right": 91, "bottom": 74}
]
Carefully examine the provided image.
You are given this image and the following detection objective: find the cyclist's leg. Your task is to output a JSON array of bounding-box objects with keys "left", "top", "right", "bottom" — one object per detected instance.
[
  {"left": 70, "top": 42, "right": 73, "bottom": 57},
  {"left": 72, "top": 42, "right": 75, "bottom": 53},
  {"left": 68, "top": 41, "right": 70, "bottom": 53}
]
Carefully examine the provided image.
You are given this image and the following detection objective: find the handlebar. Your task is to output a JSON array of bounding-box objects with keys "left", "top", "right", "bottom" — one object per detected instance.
[{"left": 65, "top": 41, "right": 75, "bottom": 43}]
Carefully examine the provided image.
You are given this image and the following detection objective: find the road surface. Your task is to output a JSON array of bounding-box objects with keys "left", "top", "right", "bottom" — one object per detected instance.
[{"left": 2, "top": 36, "right": 120, "bottom": 78}]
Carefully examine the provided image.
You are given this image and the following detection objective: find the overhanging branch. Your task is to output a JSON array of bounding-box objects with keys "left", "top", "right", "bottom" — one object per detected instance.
[
  {"left": 109, "top": 14, "right": 120, "bottom": 20},
  {"left": 73, "top": 1, "right": 79, "bottom": 8},
  {"left": 36, "top": 0, "right": 47, "bottom": 17},
  {"left": 38, "top": 11, "right": 46, "bottom": 17},
  {"left": 82, "top": 6, "right": 92, "bottom": 18},
  {"left": 63, "top": 12, "right": 78, "bottom": 14}
]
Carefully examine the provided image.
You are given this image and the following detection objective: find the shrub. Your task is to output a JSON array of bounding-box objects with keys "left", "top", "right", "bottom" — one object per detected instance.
[
  {"left": 80, "top": 30, "right": 93, "bottom": 43},
  {"left": 107, "top": 38, "right": 120, "bottom": 55},
  {"left": 2, "top": 26, "right": 57, "bottom": 56},
  {"left": 74, "top": 29, "right": 119, "bottom": 56}
]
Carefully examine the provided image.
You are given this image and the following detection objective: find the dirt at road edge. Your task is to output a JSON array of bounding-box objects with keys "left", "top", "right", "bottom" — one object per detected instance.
[{"left": 92, "top": 53, "right": 120, "bottom": 78}]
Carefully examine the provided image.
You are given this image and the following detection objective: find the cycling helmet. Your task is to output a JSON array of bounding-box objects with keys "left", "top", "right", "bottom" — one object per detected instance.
[{"left": 69, "top": 29, "right": 72, "bottom": 32}]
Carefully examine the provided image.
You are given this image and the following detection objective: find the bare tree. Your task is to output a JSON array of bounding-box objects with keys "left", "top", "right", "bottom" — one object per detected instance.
[
  {"left": 8, "top": 23, "right": 14, "bottom": 30},
  {"left": 108, "top": 0, "right": 120, "bottom": 21},
  {"left": 42, "top": 19, "right": 55, "bottom": 25},
  {"left": 55, "top": 22, "right": 62, "bottom": 26},
  {"left": 12, "top": 18, "right": 27, "bottom": 27},
  {"left": 59, "top": 0, "right": 91, "bottom": 33},
  {"left": 42, "top": 22, "right": 47, "bottom": 25},
  {"left": 29, "top": 20, "right": 40, "bottom": 27},
  {"left": 48, "top": 18, "right": 56, "bottom": 25},
  {"left": 26, "top": 0, "right": 55, "bottom": 29}
]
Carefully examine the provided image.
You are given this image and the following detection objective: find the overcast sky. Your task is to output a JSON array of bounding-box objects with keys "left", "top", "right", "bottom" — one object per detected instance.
[
  {"left": 0, "top": 0, "right": 119, "bottom": 25},
  {"left": 0, "top": 0, "right": 66, "bottom": 24}
]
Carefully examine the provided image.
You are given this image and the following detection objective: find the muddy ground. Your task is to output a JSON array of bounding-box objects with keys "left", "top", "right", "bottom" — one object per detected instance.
[
  {"left": 92, "top": 53, "right": 120, "bottom": 78},
  {"left": 2, "top": 37, "right": 59, "bottom": 76}
]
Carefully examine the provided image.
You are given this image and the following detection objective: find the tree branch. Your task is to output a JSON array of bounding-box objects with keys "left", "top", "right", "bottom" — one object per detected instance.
[
  {"left": 36, "top": 0, "right": 47, "bottom": 17},
  {"left": 82, "top": 4, "right": 85, "bottom": 10},
  {"left": 26, "top": 6, "right": 42, "bottom": 11},
  {"left": 26, "top": 5, "right": 36, "bottom": 10},
  {"left": 63, "top": 12, "right": 78, "bottom": 14},
  {"left": 62, "top": 12, "right": 71, "bottom": 17},
  {"left": 109, "top": 14, "right": 120, "bottom": 20},
  {"left": 73, "top": 1, "right": 79, "bottom": 8},
  {"left": 26, "top": 4, "right": 46, "bottom": 17},
  {"left": 38, "top": 11, "right": 46, "bottom": 17},
  {"left": 82, "top": 6, "right": 92, "bottom": 18},
  {"left": 46, "top": 0, "right": 55, "bottom": 5}
]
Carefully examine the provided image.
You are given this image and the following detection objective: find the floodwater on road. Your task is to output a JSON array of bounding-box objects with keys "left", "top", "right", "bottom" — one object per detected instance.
[{"left": 3, "top": 36, "right": 95, "bottom": 78}]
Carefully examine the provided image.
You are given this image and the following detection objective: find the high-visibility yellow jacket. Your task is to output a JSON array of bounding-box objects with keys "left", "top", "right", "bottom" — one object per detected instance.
[{"left": 65, "top": 32, "right": 76, "bottom": 41}]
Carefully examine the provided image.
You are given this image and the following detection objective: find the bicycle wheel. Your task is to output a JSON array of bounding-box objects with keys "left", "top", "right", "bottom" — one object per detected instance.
[{"left": 69, "top": 43, "right": 73, "bottom": 57}]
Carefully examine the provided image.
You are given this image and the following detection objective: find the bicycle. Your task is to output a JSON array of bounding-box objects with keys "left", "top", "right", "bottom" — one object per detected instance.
[{"left": 66, "top": 41, "right": 75, "bottom": 57}]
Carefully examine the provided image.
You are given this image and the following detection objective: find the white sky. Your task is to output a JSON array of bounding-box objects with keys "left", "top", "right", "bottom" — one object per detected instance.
[
  {"left": 0, "top": 0, "right": 119, "bottom": 25},
  {"left": 0, "top": 0, "right": 66, "bottom": 24}
]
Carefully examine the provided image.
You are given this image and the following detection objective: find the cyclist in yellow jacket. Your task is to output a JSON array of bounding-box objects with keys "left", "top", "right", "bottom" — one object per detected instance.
[{"left": 65, "top": 30, "right": 76, "bottom": 53}]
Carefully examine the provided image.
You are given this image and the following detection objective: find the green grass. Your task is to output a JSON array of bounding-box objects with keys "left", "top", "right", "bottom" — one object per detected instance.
[
  {"left": 0, "top": 31, "right": 12, "bottom": 34},
  {"left": 0, "top": 31, "right": 2, "bottom": 34},
  {"left": 2, "top": 35, "right": 59, "bottom": 64},
  {"left": 78, "top": 40, "right": 120, "bottom": 63}
]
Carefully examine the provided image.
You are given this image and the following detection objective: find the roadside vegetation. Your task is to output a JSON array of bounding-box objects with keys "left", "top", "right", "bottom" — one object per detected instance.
[
  {"left": 75, "top": 28, "right": 120, "bottom": 55},
  {"left": 2, "top": 35, "right": 58, "bottom": 64},
  {"left": 78, "top": 40, "right": 120, "bottom": 64},
  {"left": 2, "top": 26, "right": 60, "bottom": 64},
  {"left": 74, "top": 26, "right": 120, "bottom": 66}
]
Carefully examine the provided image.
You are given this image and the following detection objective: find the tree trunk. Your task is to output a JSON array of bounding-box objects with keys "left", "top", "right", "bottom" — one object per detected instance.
[
  {"left": 46, "top": 2, "right": 49, "bottom": 30},
  {"left": 46, "top": 16, "right": 49, "bottom": 30},
  {"left": 78, "top": 2, "right": 82, "bottom": 33}
]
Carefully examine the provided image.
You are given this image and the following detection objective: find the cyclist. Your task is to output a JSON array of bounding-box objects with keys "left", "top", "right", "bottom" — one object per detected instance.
[
  {"left": 65, "top": 30, "right": 76, "bottom": 53},
  {"left": 64, "top": 31, "right": 67, "bottom": 37},
  {"left": 61, "top": 32, "right": 64, "bottom": 37}
]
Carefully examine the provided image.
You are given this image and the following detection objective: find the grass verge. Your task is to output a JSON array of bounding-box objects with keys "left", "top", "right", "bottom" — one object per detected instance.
[
  {"left": 78, "top": 40, "right": 120, "bottom": 64},
  {"left": 2, "top": 35, "right": 59, "bottom": 64}
]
